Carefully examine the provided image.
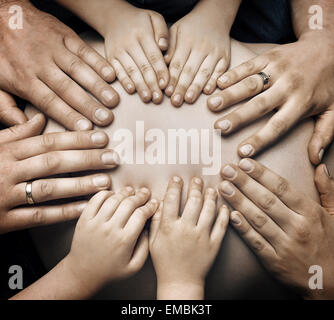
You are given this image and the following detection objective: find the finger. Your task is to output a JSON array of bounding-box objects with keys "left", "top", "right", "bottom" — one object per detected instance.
[
  {"left": 181, "top": 177, "right": 203, "bottom": 225},
  {"left": 140, "top": 36, "right": 169, "bottom": 90},
  {"left": 171, "top": 52, "right": 207, "bottom": 107},
  {"left": 221, "top": 164, "right": 298, "bottom": 228},
  {"left": 162, "top": 176, "right": 183, "bottom": 221},
  {"left": 0, "top": 90, "right": 27, "bottom": 126},
  {"left": 204, "top": 58, "right": 229, "bottom": 95},
  {"left": 208, "top": 73, "right": 266, "bottom": 112},
  {"left": 185, "top": 55, "right": 217, "bottom": 104},
  {"left": 210, "top": 205, "right": 229, "bottom": 244},
  {"left": 55, "top": 50, "right": 119, "bottom": 108},
  {"left": 64, "top": 34, "right": 116, "bottom": 82},
  {"left": 214, "top": 85, "right": 283, "bottom": 135},
  {"left": 125, "top": 199, "right": 159, "bottom": 241},
  {"left": 238, "top": 158, "right": 315, "bottom": 215},
  {"left": 238, "top": 101, "right": 303, "bottom": 158},
  {"left": 81, "top": 190, "right": 113, "bottom": 220},
  {"left": 150, "top": 12, "right": 169, "bottom": 51},
  {"left": 96, "top": 186, "right": 135, "bottom": 221},
  {"left": 110, "top": 58, "right": 136, "bottom": 94},
  {"left": 128, "top": 231, "right": 149, "bottom": 274},
  {"left": 118, "top": 52, "right": 152, "bottom": 102},
  {"left": 197, "top": 188, "right": 218, "bottom": 230},
  {"left": 217, "top": 56, "right": 267, "bottom": 89},
  {"left": 16, "top": 149, "right": 119, "bottom": 181},
  {"left": 315, "top": 164, "right": 334, "bottom": 216},
  {"left": 164, "top": 25, "right": 177, "bottom": 65},
  {"left": 29, "top": 80, "right": 93, "bottom": 131},
  {"left": 165, "top": 47, "right": 191, "bottom": 98},
  {"left": 308, "top": 107, "right": 334, "bottom": 165},
  {"left": 0, "top": 113, "right": 45, "bottom": 145},
  {"left": 40, "top": 66, "right": 114, "bottom": 126},
  {"left": 111, "top": 188, "right": 151, "bottom": 227},
  {"left": 218, "top": 180, "right": 286, "bottom": 245},
  {"left": 10, "top": 130, "right": 109, "bottom": 160},
  {"left": 149, "top": 201, "right": 163, "bottom": 242},
  {"left": 128, "top": 46, "right": 163, "bottom": 104},
  {"left": 229, "top": 210, "right": 277, "bottom": 261},
  {"left": 13, "top": 174, "right": 112, "bottom": 206},
  {"left": 2, "top": 201, "right": 87, "bottom": 233}
]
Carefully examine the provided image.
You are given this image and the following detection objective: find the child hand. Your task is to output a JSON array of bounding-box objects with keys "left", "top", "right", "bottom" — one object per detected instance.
[
  {"left": 103, "top": 1, "right": 169, "bottom": 104},
  {"left": 149, "top": 176, "right": 229, "bottom": 300},
  {"left": 64, "top": 187, "right": 158, "bottom": 296},
  {"left": 165, "top": 1, "right": 232, "bottom": 107}
]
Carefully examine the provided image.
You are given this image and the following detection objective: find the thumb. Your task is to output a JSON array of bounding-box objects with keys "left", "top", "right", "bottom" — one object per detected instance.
[
  {"left": 0, "top": 90, "right": 27, "bottom": 126},
  {"left": 0, "top": 113, "right": 45, "bottom": 144},
  {"left": 315, "top": 164, "right": 334, "bottom": 216},
  {"left": 308, "top": 107, "right": 334, "bottom": 165},
  {"left": 149, "top": 200, "right": 163, "bottom": 245},
  {"left": 150, "top": 11, "right": 169, "bottom": 51}
]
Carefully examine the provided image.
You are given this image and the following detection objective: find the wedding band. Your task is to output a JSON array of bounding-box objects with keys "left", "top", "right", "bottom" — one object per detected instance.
[
  {"left": 257, "top": 71, "right": 271, "bottom": 90},
  {"left": 26, "top": 182, "right": 35, "bottom": 205}
]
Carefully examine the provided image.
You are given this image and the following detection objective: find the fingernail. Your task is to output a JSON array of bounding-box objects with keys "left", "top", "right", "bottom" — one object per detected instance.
[
  {"left": 220, "top": 181, "right": 235, "bottom": 196},
  {"left": 140, "top": 187, "right": 150, "bottom": 194},
  {"left": 102, "top": 67, "right": 113, "bottom": 78},
  {"left": 173, "top": 176, "right": 181, "bottom": 183},
  {"left": 208, "top": 96, "right": 223, "bottom": 109},
  {"left": 77, "top": 203, "right": 87, "bottom": 213},
  {"left": 231, "top": 212, "right": 241, "bottom": 225},
  {"left": 218, "top": 75, "right": 229, "bottom": 85},
  {"left": 166, "top": 85, "right": 174, "bottom": 95},
  {"left": 93, "top": 175, "right": 110, "bottom": 187},
  {"left": 324, "top": 164, "right": 331, "bottom": 177},
  {"left": 126, "top": 186, "right": 134, "bottom": 193},
  {"left": 240, "top": 144, "right": 254, "bottom": 157},
  {"left": 205, "top": 84, "right": 211, "bottom": 92},
  {"left": 173, "top": 94, "right": 182, "bottom": 105},
  {"left": 150, "top": 198, "right": 158, "bottom": 204},
  {"left": 102, "top": 90, "right": 115, "bottom": 103},
  {"left": 91, "top": 132, "right": 108, "bottom": 145},
  {"left": 159, "top": 79, "right": 165, "bottom": 88},
  {"left": 76, "top": 119, "right": 91, "bottom": 131},
  {"left": 127, "top": 83, "right": 134, "bottom": 92},
  {"left": 217, "top": 120, "right": 231, "bottom": 131},
  {"left": 153, "top": 91, "right": 161, "bottom": 102},
  {"left": 186, "top": 91, "right": 194, "bottom": 102},
  {"left": 319, "top": 148, "right": 325, "bottom": 161},
  {"left": 95, "top": 109, "right": 110, "bottom": 121},
  {"left": 239, "top": 159, "right": 254, "bottom": 172},
  {"left": 102, "top": 151, "right": 119, "bottom": 165},
  {"left": 142, "top": 90, "right": 150, "bottom": 100},
  {"left": 158, "top": 38, "right": 168, "bottom": 49},
  {"left": 206, "top": 187, "right": 216, "bottom": 195},
  {"left": 222, "top": 165, "right": 237, "bottom": 179},
  {"left": 194, "top": 177, "right": 202, "bottom": 184}
]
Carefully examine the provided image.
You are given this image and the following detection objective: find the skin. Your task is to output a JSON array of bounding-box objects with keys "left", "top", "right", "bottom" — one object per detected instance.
[
  {"left": 150, "top": 176, "right": 229, "bottom": 300},
  {"left": 12, "top": 189, "right": 158, "bottom": 299},
  {"left": 0, "top": 90, "right": 27, "bottom": 126},
  {"left": 0, "top": 113, "right": 120, "bottom": 234},
  {"left": 219, "top": 159, "right": 334, "bottom": 299},
  {"left": 208, "top": 0, "right": 334, "bottom": 165},
  {"left": 57, "top": 0, "right": 169, "bottom": 104},
  {"left": 165, "top": 0, "right": 241, "bottom": 107},
  {"left": 0, "top": 0, "right": 119, "bottom": 131}
]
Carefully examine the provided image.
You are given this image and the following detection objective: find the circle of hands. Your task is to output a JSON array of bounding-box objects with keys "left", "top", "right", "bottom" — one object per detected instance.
[{"left": 0, "top": 1, "right": 334, "bottom": 300}]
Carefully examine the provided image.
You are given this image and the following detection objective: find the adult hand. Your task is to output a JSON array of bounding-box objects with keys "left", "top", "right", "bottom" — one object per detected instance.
[
  {"left": 0, "top": 90, "right": 27, "bottom": 126},
  {"left": 0, "top": 113, "right": 120, "bottom": 234},
  {"left": 208, "top": 33, "right": 334, "bottom": 163},
  {"left": 0, "top": 0, "right": 119, "bottom": 131},
  {"left": 219, "top": 159, "right": 334, "bottom": 299}
]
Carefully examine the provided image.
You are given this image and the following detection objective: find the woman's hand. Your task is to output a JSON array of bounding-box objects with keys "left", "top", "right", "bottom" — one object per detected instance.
[
  {"left": 0, "top": 113, "right": 120, "bottom": 234},
  {"left": 165, "top": 0, "right": 240, "bottom": 107},
  {"left": 208, "top": 33, "right": 334, "bottom": 164},
  {"left": 150, "top": 176, "right": 229, "bottom": 300},
  {"left": 0, "top": 0, "right": 119, "bottom": 131},
  {"left": 219, "top": 159, "right": 334, "bottom": 299}
]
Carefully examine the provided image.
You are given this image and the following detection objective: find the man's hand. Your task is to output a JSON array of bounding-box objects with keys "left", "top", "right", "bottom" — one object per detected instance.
[
  {"left": 219, "top": 159, "right": 334, "bottom": 299},
  {"left": 208, "top": 33, "right": 334, "bottom": 162},
  {"left": 0, "top": 90, "right": 27, "bottom": 126},
  {"left": 0, "top": 0, "right": 119, "bottom": 131}
]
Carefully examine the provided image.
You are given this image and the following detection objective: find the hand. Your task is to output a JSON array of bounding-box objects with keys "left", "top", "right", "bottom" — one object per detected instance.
[
  {"left": 165, "top": 0, "right": 232, "bottom": 107},
  {"left": 150, "top": 176, "right": 229, "bottom": 300},
  {"left": 0, "top": 90, "right": 27, "bottom": 126},
  {"left": 208, "top": 33, "right": 334, "bottom": 163},
  {"left": 65, "top": 188, "right": 158, "bottom": 296},
  {"left": 0, "top": 0, "right": 119, "bottom": 131},
  {"left": 0, "top": 113, "right": 120, "bottom": 234},
  {"left": 219, "top": 159, "right": 334, "bottom": 299},
  {"left": 103, "top": 1, "right": 169, "bottom": 104}
]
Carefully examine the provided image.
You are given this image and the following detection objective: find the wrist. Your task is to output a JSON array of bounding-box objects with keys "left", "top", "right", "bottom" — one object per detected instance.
[{"left": 157, "top": 280, "right": 205, "bottom": 300}]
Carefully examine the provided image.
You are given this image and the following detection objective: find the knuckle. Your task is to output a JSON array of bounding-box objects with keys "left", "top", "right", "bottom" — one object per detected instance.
[
  {"left": 243, "top": 60, "right": 255, "bottom": 73},
  {"left": 40, "top": 134, "right": 56, "bottom": 151},
  {"left": 37, "top": 180, "right": 54, "bottom": 200},
  {"left": 252, "top": 238, "right": 265, "bottom": 252},
  {"left": 250, "top": 212, "right": 268, "bottom": 228},
  {"left": 170, "top": 61, "right": 182, "bottom": 72},
  {"left": 148, "top": 52, "right": 161, "bottom": 65},
  {"left": 68, "top": 58, "right": 84, "bottom": 75},
  {"left": 274, "top": 177, "right": 289, "bottom": 198},
  {"left": 271, "top": 117, "right": 288, "bottom": 135},
  {"left": 183, "top": 65, "right": 194, "bottom": 77},
  {"left": 244, "top": 77, "right": 260, "bottom": 92},
  {"left": 42, "top": 153, "right": 60, "bottom": 172},
  {"left": 126, "top": 66, "right": 138, "bottom": 77},
  {"left": 31, "top": 209, "right": 45, "bottom": 226},
  {"left": 255, "top": 97, "right": 270, "bottom": 115},
  {"left": 258, "top": 194, "right": 276, "bottom": 211},
  {"left": 200, "top": 68, "right": 211, "bottom": 80},
  {"left": 76, "top": 43, "right": 91, "bottom": 59},
  {"left": 39, "top": 92, "right": 57, "bottom": 112},
  {"left": 140, "top": 63, "right": 153, "bottom": 74}
]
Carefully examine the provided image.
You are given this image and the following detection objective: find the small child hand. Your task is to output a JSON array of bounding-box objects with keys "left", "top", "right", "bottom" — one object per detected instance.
[{"left": 150, "top": 176, "right": 229, "bottom": 300}]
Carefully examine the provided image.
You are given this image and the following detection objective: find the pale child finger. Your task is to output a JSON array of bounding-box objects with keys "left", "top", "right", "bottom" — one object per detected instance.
[
  {"left": 162, "top": 176, "right": 183, "bottom": 221},
  {"left": 197, "top": 188, "right": 218, "bottom": 230},
  {"left": 127, "top": 231, "right": 149, "bottom": 274},
  {"left": 210, "top": 205, "right": 229, "bottom": 244}
]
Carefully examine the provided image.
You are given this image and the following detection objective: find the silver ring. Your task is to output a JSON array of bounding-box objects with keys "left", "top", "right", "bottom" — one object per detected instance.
[
  {"left": 257, "top": 72, "right": 271, "bottom": 90},
  {"left": 26, "top": 182, "right": 35, "bottom": 205}
]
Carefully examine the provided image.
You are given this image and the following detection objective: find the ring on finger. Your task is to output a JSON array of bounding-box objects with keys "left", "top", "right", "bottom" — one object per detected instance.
[
  {"left": 26, "top": 181, "right": 35, "bottom": 205},
  {"left": 257, "top": 71, "right": 271, "bottom": 91}
]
